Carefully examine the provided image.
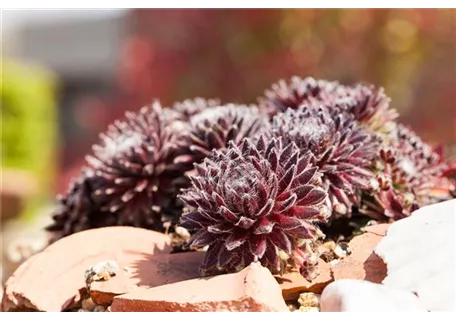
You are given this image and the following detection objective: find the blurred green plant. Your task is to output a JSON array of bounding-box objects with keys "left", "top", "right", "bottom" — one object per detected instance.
[{"left": 1, "top": 59, "right": 58, "bottom": 220}]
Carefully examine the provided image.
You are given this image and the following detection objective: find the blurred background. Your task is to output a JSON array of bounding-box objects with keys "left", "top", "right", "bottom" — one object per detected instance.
[{"left": 1, "top": 8, "right": 456, "bottom": 283}]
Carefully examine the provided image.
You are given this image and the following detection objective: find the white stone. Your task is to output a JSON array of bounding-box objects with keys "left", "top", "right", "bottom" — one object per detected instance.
[
  {"left": 320, "top": 279, "right": 426, "bottom": 312},
  {"left": 375, "top": 199, "right": 455, "bottom": 311}
]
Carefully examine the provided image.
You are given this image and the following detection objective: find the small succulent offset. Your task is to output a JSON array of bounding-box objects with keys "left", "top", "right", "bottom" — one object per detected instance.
[
  {"left": 181, "top": 104, "right": 269, "bottom": 163},
  {"left": 360, "top": 124, "right": 455, "bottom": 220},
  {"left": 259, "top": 76, "right": 349, "bottom": 116},
  {"left": 179, "top": 136, "right": 329, "bottom": 279},
  {"left": 48, "top": 102, "right": 193, "bottom": 238},
  {"left": 271, "top": 105, "right": 380, "bottom": 218},
  {"left": 46, "top": 171, "right": 98, "bottom": 241},
  {"left": 259, "top": 76, "right": 397, "bottom": 134},
  {"left": 338, "top": 84, "right": 398, "bottom": 134},
  {"left": 172, "top": 97, "right": 221, "bottom": 121},
  {"left": 47, "top": 74, "right": 455, "bottom": 280}
]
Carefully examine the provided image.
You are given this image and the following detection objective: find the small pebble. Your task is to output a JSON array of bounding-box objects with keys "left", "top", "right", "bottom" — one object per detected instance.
[
  {"left": 78, "top": 309, "right": 88, "bottom": 312},
  {"left": 298, "top": 292, "right": 320, "bottom": 308},
  {"left": 333, "top": 243, "right": 349, "bottom": 258},
  {"left": 175, "top": 226, "right": 190, "bottom": 240},
  {"left": 329, "top": 259, "right": 340, "bottom": 266},
  {"left": 85, "top": 260, "right": 120, "bottom": 284},
  {"left": 366, "top": 220, "right": 378, "bottom": 227},
  {"left": 323, "top": 241, "right": 336, "bottom": 251},
  {"left": 81, "top": 297, "right": 96, "bottom": 311}
]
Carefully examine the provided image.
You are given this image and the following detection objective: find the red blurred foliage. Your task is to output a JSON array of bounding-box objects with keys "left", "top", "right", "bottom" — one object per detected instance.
[{"left": 58, "top": 9, "right": 456, "bottom": 192}]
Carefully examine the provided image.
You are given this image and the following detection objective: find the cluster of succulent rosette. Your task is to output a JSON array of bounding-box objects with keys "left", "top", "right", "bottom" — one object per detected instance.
[{"left": 47, "top": 76, "right": 456, "bottom": 279}]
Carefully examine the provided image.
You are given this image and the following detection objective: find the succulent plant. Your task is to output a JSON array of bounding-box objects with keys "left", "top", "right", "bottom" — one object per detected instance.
[
  {"left": 172, "top": 97, "right": 221, "bottom": 121},
  {"left": 259, "top": 76, "right": 397, "bottom": 135},
  {"left": 47, "top": 102, "right": 193, "bottom": 238},
  {"left": 46, "top": 171, "right": 99, "bottom": 241},
  {"left": 336, "top": 84, "right": 397, "bottom": 134},
  {"left": 360, "top": 124, "right": 455, "bottom": 220},
  {"left": 271, "top": 105, "right": 381, "bottom": 218},
  {"left": 182, "top": 104, "right": 269, "bottom": 164},
  {"left": 179, "top": 136, "right": 329, "bottom": 280},
  {"left": 259, "top": 76, "right": 349, "bottom": 116},
  {"left": 47, "top": 72, "right": 456, "bottom": 275}
]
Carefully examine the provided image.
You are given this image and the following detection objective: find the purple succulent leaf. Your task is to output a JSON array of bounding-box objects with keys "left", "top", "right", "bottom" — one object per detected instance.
[
  {"left": 225, "top": 230, "right": 249, "bottom": 251},
  {"left": 206, "top": 129, "right": 225, "bottom": 149},
  {"left": 249, "top": 235, "right": 267, "bottom": 258},
  {"left": 225, "top": 126, "right": 238, "bottom": 144},
  {"left": 256, "top": 135, "right": 266, "bottom": 151},
  {"left": 268, "top": 228, "right": 292, "bottom": 254},
  {"left": 190, "top": 134, "right": 208, "bottom": 148},
  {"left": 275, "top": 193, "right": 297, "bottom": 213},
  {"left": 318, "top": 146, "right": 336, "bottom": 167},
  {"left": 275, "top": 215, "right": 303, "bottom": 230},
  {"left": 180, "top": 211, "right": 207, "bottom": 230},
  {"left": 256, "top": 182, "right": 269, "bottom": 207},
  {"left": 264, "top": 240, "right": 280, "bottom": 269},
  {"left": 243, "top": 249, "right": 255, "bottom": 266},
  {"left": 197, "top": 207, "right": 220, "bottom": 222},
  {"left": 255, "top": 198, "right": 274, "bottom": 217},
  {"left": 250, "top": 157, "right": 263, "bottom": 173},
  {"left": 283, "top": 151, "right": 299, "bottom": 170},
  {"left": 295, "top": 167, "right": 319, "bottom": 185},
  {"left": 290, "top": 206, "right": 321, "bottom": 219},
  {"left": 267, "top": 149, "right": 279, "bottom": 173},
  {"left": 351, "top": 166, "right": 375, "bottom": 178},
  {"left": 217, "top": 244, "right": 236, "bottom": 268},
  {"left": 212, "top": 192, "right": 227, "bottom": 207},
  {"left": 279, "top": 142, "right": 294, "bottom": 164},
  {"left": 278, "top": 165, "right": 297, "bottom": 194},
  {"left": 202, "top": 241, "right": 223, "bottom": 271},
  {"left": 242, "top": 194, "right": 258, "bottom": 216},
  {"left": 191, "top": 230, "right": 217, "bottom": 248},
  {"left": 326, "top": 173, "right": 349, "bottom": 189},
  {"left": 287, "top": 222, "right": 317, "bottom": 239},
  {"left": 265, "top": 139, "right": 277, "bottom": 159},
  {"left": 296, "top": 155, "right": 311, "bottom": 172},
  {"left": 253, "top": 217, "right": 275, "bottom": 234},
  {"left": 297, "top": 188, "right": 326, "bottom": 205},
  {"left": 190, "top": 145, "right": 212, "bottom": 157},
  {"left": 207, "top": 222, "right": 233, "bottom": 234},
  {"left": 342, "top": 172, "right": 369, "bottom": 188},
  {"left": 292, "top": 185, "right": 314, "bottom": 201},
  {"left": 219, "top": 206, "right": 239, "bottom": 222},
  {"left": 244, "top": 120, "right": 261, "bottom": 138},
  {"left": 235, "top": 216, "right": 256, "bottom": 229}
]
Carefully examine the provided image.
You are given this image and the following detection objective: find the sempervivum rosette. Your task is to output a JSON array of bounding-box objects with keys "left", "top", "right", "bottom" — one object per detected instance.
[
  {"left": 179, "top": 136, "right": 329, "bottom": 280},
  {"left": 172, "top": 97, "right": 221, "bottom": 121},
  {"left": 361, "top": 124, "right": 456, "bottom": 220},
  {"left": 271, "top": 105, "right": 381, "bottom": 218},
  {"left": 336, "top": 83, "right": 398, "bottom": 134},
  {"left": 47, "top": 101, "right": 193, "bottom": 237},
  {"left": 183, "top": 104, "right": 269, "bottom": 163},
  {"left": 259, "top": 76, "right": 349, "bottom": 117},
  {"left": 46, "top": 171, "right": 99, "bottom": 241},
  {"left": 259, "top": 76, "right": 397, "bottom": 134}
]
